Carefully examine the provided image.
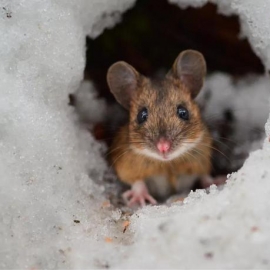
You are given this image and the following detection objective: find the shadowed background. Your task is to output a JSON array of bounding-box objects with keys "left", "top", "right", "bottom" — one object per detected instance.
[{"left": 85, "top": 0, "right": 263, "bottom": 102}]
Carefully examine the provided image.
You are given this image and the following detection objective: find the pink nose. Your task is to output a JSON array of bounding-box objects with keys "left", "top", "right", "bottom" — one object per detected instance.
[{"left": 157, "top": 139, "right": 171, "bottom": 153}]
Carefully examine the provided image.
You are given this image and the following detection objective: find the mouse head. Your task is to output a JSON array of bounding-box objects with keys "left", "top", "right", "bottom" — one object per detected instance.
[{"left": 107, "top": 50, "right": 207, "bottom": 161}]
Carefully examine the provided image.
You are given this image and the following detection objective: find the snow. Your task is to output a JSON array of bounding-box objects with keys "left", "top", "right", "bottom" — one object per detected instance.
[
  {"left": 73, "top": 81, "right": 107, "bottom": 125},
  {"left": 1, "top": 0, "right": 270, "bottom": 269},
  {"left": 169, "top": 0, "right": 270, "bottom": 71},
  {"left": 0, "top": 0, "right": 134, "bottom": 268},
  {"left": 197, "top": 73, "right": 269, "bottom": 171}
]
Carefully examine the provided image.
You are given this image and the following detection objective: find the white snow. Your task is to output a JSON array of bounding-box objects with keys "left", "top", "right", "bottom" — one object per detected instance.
[
  {"left": 169, "top": 0, "right": 270, "bottom": 71},
  {"left": 0, "top": 0, "right": 134, "bottom": 268},
  {"left": 1, "top": 0, "right": 270, "bottom": 269},
  {"left": 73, "top": 81, "right": 107, "bottom": 125},
  {"left": 197, "top": 73, "right": 269, "bottom": 170}
]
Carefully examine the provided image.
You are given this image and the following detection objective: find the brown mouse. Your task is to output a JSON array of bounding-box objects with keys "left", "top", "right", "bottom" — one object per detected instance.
[{"left": 106, "top": 50, "right": 212, "bottom": 207}]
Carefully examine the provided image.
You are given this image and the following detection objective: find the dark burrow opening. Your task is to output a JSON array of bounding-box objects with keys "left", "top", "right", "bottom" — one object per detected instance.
[
  {"left": 84, "top": 0, "right": 263, "bottom": 102},
  {"left": 74, "top": 0, "right": 266, "bottom": 204}
]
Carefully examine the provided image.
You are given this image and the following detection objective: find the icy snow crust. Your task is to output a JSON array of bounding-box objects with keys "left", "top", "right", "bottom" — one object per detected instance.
[
  {"left": 0, "top": 0, "right": 135, "bottom": 268},
  {"left": 169, "top": 0, "right": 270, "bottom": 71},
  {"left": 1, "top": 0, "right": 270, "bottom": 269}
]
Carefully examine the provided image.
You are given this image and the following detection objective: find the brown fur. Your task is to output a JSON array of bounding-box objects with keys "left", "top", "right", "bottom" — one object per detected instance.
[{"left": 109, "top": 76, "right": 212, "bottom": 188}]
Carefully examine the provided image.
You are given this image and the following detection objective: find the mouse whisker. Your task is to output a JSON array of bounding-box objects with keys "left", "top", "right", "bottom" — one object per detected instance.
[
  {"left": 105, "top": 146, "right": 131, "bottom": 157},
  {"left": 189, "top": 148, "right": 214, "bottom": 171},
  {"left": 192, "top": 142, "right": 231, "bottom": 163},
  {"left": 108, "top": 150, "right": 130, "bottom": 173},
  {"left": 182, "top": 150, "right": 205, "bottom": 173}
]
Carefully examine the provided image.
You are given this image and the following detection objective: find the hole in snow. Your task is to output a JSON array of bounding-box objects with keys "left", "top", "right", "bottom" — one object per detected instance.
[
  {"left": 85, "top": 0, "right": 264, "bottom": 102},
  {"left": 73, "top": 0, "right": 268, "bottom": 205}
]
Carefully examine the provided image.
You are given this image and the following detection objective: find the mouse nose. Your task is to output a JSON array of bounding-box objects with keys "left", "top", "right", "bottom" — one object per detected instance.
[{"left": 157, "top": 138, "right": 171, "bottom": 154}]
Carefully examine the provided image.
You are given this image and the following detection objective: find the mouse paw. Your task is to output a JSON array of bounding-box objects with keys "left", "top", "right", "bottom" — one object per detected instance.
[{"left": 122, "top": 180, "right": 157, "bottom": 207}]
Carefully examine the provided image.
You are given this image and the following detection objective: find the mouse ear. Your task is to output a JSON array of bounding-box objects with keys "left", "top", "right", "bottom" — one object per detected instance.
[
  {"left": 170, "top": 50, "right": 206, "bottom": 98},
  {"left": 107, "top": 61, "right": 139, "bottom": 110}
]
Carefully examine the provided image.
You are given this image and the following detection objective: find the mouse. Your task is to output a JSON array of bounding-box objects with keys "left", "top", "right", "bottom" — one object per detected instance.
[{"left": 106, "top": 50, "right": 212, "bottom": 207}]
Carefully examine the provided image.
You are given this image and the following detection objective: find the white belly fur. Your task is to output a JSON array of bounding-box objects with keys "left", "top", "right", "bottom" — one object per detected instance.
[{"left": 146, "top": 174, "right": 198, "bottom": 199}]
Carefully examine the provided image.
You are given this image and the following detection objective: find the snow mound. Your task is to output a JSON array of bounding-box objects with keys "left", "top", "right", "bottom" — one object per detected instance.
[
  {"left": 118, "top": 154, "right": 270, "bottom": 268},
  {"left": 0, "top": 0, "right": 134, "bottom": 268},
  {"left": 169, "top": 0, "right": 270, "bottom": 70},
  {"left": 198, "top": 74, "right": 269, "bottom": 172}
]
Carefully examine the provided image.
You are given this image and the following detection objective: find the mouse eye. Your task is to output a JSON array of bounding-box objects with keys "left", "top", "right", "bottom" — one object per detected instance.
[
  {"left": 177, "top": 105, "right": 189, "bottom": 121},
  {"left": 137, "top": 107, "right": 148, "bottom": 124}
]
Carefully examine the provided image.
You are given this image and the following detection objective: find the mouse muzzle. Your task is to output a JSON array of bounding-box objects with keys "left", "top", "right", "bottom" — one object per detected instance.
[{"left": 156, "top": 138, "right": 171, "bottom": 159}]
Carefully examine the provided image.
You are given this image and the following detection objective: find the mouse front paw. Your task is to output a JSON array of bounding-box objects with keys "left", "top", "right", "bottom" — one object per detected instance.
[{"left": 122, "top": 180, "right": 157, "bottom": 207}]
